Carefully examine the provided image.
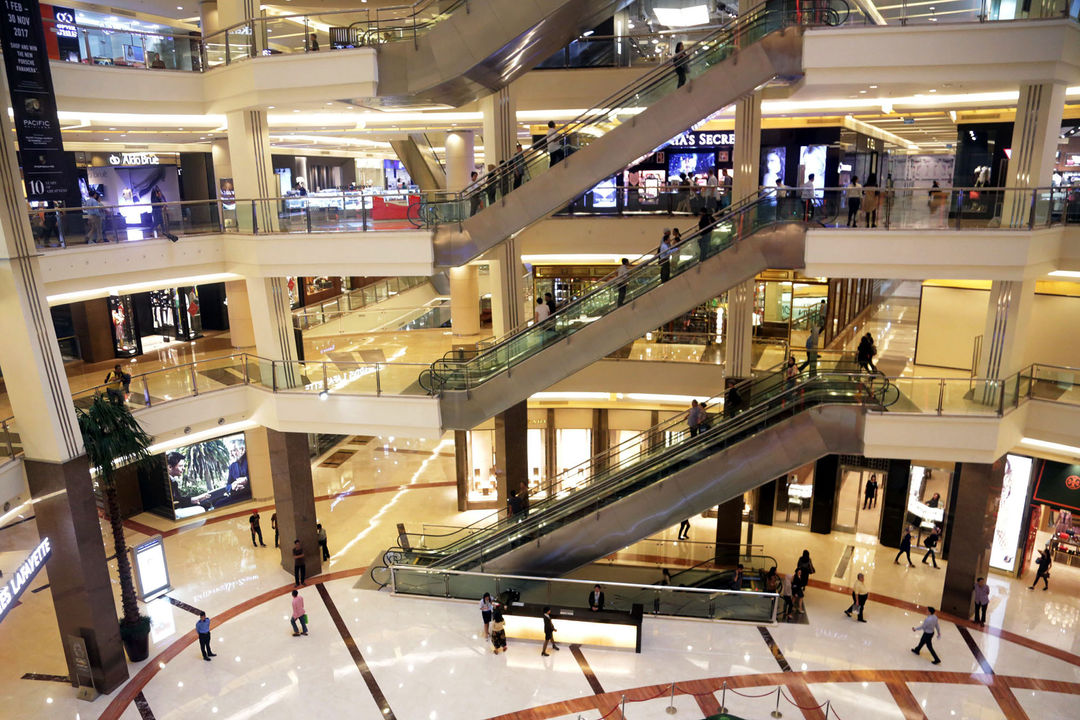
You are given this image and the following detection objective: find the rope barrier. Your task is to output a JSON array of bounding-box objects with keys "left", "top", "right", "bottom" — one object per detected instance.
[
  {"left": 728, "top": 686, "right": 782, "bottom": 699},
  {"left": 781, "top": 688, "right": 829, "bottom": 711},
  {"left": 672, "top": 683, "right": 725, "bottom": 697}
]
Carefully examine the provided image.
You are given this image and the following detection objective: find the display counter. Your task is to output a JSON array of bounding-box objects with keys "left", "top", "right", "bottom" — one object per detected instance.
[
  {"left": 501, "top": 601, "right": 644, "bottom": 652},
  {"left": 1051, "top": 537, "right": 1080, "bottom": 568}
]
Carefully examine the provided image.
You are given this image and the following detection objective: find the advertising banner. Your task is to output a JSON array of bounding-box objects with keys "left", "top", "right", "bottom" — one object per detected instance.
[
  {"left": 0, "top": 0, "right": 76, "bottom": 200},
  {"left": 989, "top": 454, "right": 1034, "bottom": 572}
]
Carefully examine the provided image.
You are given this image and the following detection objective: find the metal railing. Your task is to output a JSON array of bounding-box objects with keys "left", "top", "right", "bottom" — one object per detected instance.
[
  {"left": 390, "top": 565, "right": 780, "bottom": 624},
  {"left": 291, "top": 276, "right": 429, "bottom": 330}
]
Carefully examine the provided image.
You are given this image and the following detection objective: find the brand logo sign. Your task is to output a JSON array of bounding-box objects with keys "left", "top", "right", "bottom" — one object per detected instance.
[
  {"left": 667, "top": 131, "right": 735, "bottom": 149},
  {"left": 110, "top": 152, "right": 160, "bottom": 166},
  {"left": 1066, "top": 475, "right": 1080, "bottom": 491},
  {"left": 0, "top": 537, "right": 52, "bottom": 624},
  {"left": 54, "top": 11, "right": 77, "bottom": 38}
]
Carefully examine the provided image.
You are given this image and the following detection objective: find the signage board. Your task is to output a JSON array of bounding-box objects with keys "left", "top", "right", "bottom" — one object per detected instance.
[
  {"left": 131, "top": 535, "right": 171, "bottom": 600},
  {"left": 666, "top": 130, "right": 735, "bottom": 149},
  {"left": 108, "top": 152, "right": 160, "bottom": 166},
  {"left": 0, "top": 0, "right": 76, "bottom": 200},
  {"left": 1032, "top": 460, "right": 1080, "bottom": 511},
  {"left": 0, "top": 537, "right": 52, "bottom": 623}
]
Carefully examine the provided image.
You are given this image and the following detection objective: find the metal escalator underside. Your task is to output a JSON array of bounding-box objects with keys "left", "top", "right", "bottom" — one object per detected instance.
[
  {"left": 371, "top": 0, "right": 627, "bottom": 108},
  {"left": 438, "top": 222, "right": 806, "bottom": 430},
  {"left": 457, "top": 403, "right": 864, "bottom": 577},
  {"left": 432, "top": 28, "right": 804, "bottom": 265}
]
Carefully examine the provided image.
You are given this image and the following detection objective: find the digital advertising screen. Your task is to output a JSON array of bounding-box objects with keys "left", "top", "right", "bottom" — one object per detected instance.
[
  {"left": 761, "top": 146, "right": 786, "bottom": 189},
  {"left": 132, "top": 536, "right": 171, "bottom": 600},
  {"left": 166, "top": 432, "right": 250, "bottom": 519},
  {"left": 799, "top": 145, "right": 828, "bottom": 199},
  {"left": 989, "top": 454, "right": 1034, "bottom": 572},
  {"left": 667, "top": 152, "right": 715, "bottom": 180},
  {"left": 639, "top": 170, "right": 667, "bottom": 200},
  {"left": 590, "top": 177, "right": 617, "bottom": 208}
]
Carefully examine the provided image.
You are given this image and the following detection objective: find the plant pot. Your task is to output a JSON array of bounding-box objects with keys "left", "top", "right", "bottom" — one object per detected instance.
[{"left": 119, "top": 616, "right": 151, "bottom": 662}]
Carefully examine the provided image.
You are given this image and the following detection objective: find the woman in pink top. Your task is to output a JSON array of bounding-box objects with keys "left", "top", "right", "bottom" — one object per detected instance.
[{"left": 291, "top": 589, "right": 308, "bottom": 636}]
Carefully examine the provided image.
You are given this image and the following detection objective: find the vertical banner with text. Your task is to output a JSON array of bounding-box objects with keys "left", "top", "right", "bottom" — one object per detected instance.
[{"left": 0, "top": 0, "right": 76, "bottom": 201}]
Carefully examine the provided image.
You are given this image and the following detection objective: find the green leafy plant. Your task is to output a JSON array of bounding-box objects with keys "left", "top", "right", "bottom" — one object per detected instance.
[
  {"left": 76, "top": 394, "right": 155, "bottom": 629},
  {"left": 183, "top": 438, "right": 229, "bottom": 493}
]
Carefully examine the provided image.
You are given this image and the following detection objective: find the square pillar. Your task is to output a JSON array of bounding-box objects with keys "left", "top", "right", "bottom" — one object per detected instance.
[
  {"left": 449, "top": 265, "right": 481, "bottom": 337},
  {"left": 732, "top": 92, "right": 762, "bottom": 205},
  {"left": 225, "top": 109, "right": 278, "bottom": 232},
  {"left": 724, "top": 280, "right": 754, "bottom": 379},
  {"left": 939, "top": 461, "right": 1004, "bottom": 618},
  {"left": 264, "top": 429, "right": 322, "bottom": 577},
  {"left": 25, "top": 457, "right": 129, "bottom": 693},
  {"left": 481, "top": 86, "right": 517, "bottom": 168},
  {"left": 714, "top": 497, "right": 743, "bottom": 565},
  {"left": 1002, "top": 82, "right": 1066, "bottom": 227},
  {"left": 494, "top": 400, "right": 528, "bottom": 509},
  {"left": 879, "top": 459, "right": 911, "bottom": 549},
  {"left": 810, "top": 455, "right": 839, "bottom": 534}
]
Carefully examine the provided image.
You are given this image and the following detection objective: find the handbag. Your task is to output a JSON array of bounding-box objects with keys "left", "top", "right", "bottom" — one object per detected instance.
[{"left": 301, "top": 614, "right": 308, "bottom": 624}]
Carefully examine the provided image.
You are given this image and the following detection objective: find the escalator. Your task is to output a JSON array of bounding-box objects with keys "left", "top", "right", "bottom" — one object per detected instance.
[
  {"left": 390, "top": 134, "right": 447, "bottom": 191},
  {"left": 372, "top": 0, "right": 630, "bottom": 107},
  {"left": 421, "top": 0, "right": 850, "bottom": 264},
  {"left": 422, "top": 195, "right": 834, "bottom": 429},
  {"left": 372, "top": 364, "right": 899, "bottom": 582}
]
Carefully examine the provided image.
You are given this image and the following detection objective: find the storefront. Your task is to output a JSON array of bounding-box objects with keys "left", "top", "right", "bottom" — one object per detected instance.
[
  {"left": 78, "top": 151, "right": 184, "bottom": 241},
  {"left": 42, "top": 5, "right": 201, "bottom": 71},
  {"left": 1019, "top": 458, "right": 1080, "bottom": 581},
  {"left": 56, "top": 282, "right": 227, "bottom": 362}
]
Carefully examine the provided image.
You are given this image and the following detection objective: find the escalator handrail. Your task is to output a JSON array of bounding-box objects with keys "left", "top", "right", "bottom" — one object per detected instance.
[
  {"left": 433, "top": 0, "right": 849, "bottom": 206},
  {"left": 428, "top": 375, "right": 889, "bottom": 569},
  {"left": 427, "top": 192, "right": 764, "bottom": 372},
  {"left": 412, "top": 372, "right": 892, "bottom": 567},
  {"left": 424, "top": 194, "right": 810, "bottom": 391}
]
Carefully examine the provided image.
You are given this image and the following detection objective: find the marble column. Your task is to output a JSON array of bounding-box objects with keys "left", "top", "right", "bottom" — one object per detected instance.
[
  {"left": 265, "top": 429, "right": 322, "bottom": 577},
  {"left": 494, "top": 401, "right": 528, "bottom": 511},
  {"left": 714, "top": 497, "right": 743, "bottom": 565},
  {"left": 449, "top": 265, "right": 480, "bottom": 337},
  {"left": 1001, "top": 82, "right": 1067, "bottom": 227},
  {"left": 939, "top": 460, "right": 1003, "bottom": 618}
]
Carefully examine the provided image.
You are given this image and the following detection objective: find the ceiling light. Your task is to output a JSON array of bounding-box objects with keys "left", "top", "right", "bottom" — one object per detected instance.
[
  {"left": 1019, "top": 437, "right": 1080, "bottom": 457},
  {"left": 268, "top": 106, "right": 275, "bottom": 109},
  {"left": 869, "top": 85, "right": 878, "bottom": 89},
  {"left": 929, "top": 89, "right": 937, "bottom": 93},
  {"left": 582, "top": 30, "right": 594, "bottom": 37},
  {"left": 1049, "top": 270, "right": 1080, "bottom": 278},
  {"left": 176, "top": 5, "right": 183, "bottom": 9}
]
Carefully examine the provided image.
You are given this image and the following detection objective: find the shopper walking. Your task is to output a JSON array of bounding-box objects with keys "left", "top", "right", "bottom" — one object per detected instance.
[
  {"left": 791, "top": 566, "right": 808, "bottom": 615},
  {"left": 780, "top": 571, "right": 794, "bottom": 621},
  {"left": 292, "top": 539, "right": 307, "bottom": 586},
  {"left": 544, "top": 292, "right": 556, "bottom": 316},
  {"left": 541, "top": 606, "right": 559, "bottom": 656},
  {"left": 973, "top": 577, "right": 990, "bottom": 625},
  {"left": 658, "top": 229, "right": 673, "bottom": 283},
  {"left": 895, "top": 526, "right": 915, "bottom": 566},
  {"left": 271, "top": 512, "right": 278, "bottom": 547},
  {"left": 921, "top": 525, "right": 941, "bottom": 568},
  {"left": 616, "top": 258, "right": 631, "bottom": 307},
  {"left": 196, "top": 612, "right": 216, "bottom": 661},
  {"left": 800, "top": 173, "right": 817, "bottom": 222},
  {"left": 84, "top": 192, "right": 104, "bottom": 244},
  {"left": 798, "top": 323, "right": 821, "bottom": 377},
  {"left": 677, "top": 518, "right": 691, "bottom": 540},
  {"left": 249, "top": 510, "right": 266, "bottom": 547},
  {"left": 845, "top": 176, "right": 862, "bottom": 227},
  {"left": 862, "top": 175, "right": 880, "bottom": 228},
  {"left": 490, "top": 607, "right": 507, "bottom": 654},
  {"left": 290, "top": 589, "right": 308, "bottom": 636},
  {"left": 534, "top": 297, "right": 550, "bottom": 324},
  {"left": 317, "top": 523, "right": 330, "bottom": 561},
  {"left": 480, "top": 592, "right": 494, "bottom": 637},
  {"left": 797, "top": 549, "right": 816, "bottom": 579},
  {"left": 697, "top": 207, "right": 714, "bottom": 259},
  {"left": 911, "top": 607, "right": 942, "bottom": 664},
  {"left": 863, "top": 474, "right": 878, "bottom": 510},
  {"left": 1030, "top": 547, "right": 1052, "bottom": 590},
  {"left": 844, "top": 572, "right": 869, "bottom": 623},
  {"left": 151, "top": 186, "right": 178, "bottom": 242}
]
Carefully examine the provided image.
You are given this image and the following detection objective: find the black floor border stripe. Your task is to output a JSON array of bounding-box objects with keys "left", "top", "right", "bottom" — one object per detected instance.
[
  {"left": 166, "top": 596, "right": 204, "bottom": 616},
  {"left": 30, "top": 584, "right": 50, "bottom": 593},
  {"left": 20, "top": 673, "right": 70, "bottom": 683},
  {"left": 957, "top": 625, "right": 995, "bottom": 675},
  {"left": 134, "top": 691, "right": 156, "bottom": 720},
  {"left": 316, "top": 583, "right": 397, "bottom": 720},
  {"left": 757, "top": 626, "right": 792, "bottom": 673},
  {"left": 570, "top": 644, "right": 606, "bottom": 695}
]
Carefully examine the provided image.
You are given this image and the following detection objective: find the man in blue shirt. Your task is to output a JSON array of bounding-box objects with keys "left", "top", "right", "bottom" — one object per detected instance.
[
  {"left": 911, "top": 606, "right": 941, "bottom": 664},
  {"left": 196, "top": 612, "right": 216, "bottom": 661}
]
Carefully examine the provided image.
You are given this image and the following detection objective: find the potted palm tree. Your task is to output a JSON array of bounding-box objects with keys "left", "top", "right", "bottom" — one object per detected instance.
[{"left": 76, "top": 394, "right": 155, "bottom": 662}]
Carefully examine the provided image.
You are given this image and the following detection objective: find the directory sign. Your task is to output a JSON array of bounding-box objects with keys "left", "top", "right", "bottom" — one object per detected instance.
[
  {"left": 132, "top": 536, "right": 171, "bottom": 600},
  {"left": 0, "top": 537, "right": 52, "bottom": 623},
  {"left": 0, "top": 0, "right": 76, "bottom": 200}
]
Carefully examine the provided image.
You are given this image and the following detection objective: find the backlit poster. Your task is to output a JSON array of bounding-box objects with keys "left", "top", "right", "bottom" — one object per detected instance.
[
  {"left": 166, "top": 432, "right": 250, "bottom": 519},
  {"left": 989, "top": 454, "right": 1034, "bottom": 572},
  {"left": 590, "top": 177, "right": 617, "bottom": 208},
  {"left": 799, "top": 145, "right": 827, "bottom": 199},
  {"left": 761, "top": 147, "right": 786, "bottom": 190}
]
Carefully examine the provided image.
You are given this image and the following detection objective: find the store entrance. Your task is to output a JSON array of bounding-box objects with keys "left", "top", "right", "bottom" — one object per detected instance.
[{"left": 835, "top": 465, "right": 885, "bottom": 538}]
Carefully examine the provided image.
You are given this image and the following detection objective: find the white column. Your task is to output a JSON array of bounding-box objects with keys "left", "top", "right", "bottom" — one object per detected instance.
[
  {"left": 445, "top": 130, "right": 475, "bottom": 192},
  {"left": 724, "top": 92, "right": 762, "bottom": 377},
  {"left": 725, "top": 280, "right": 754, "bottom": 379},
  {"left": 481, "top": 87, "right": 517, "bottom": 168},
  {"left": 977, "top": 279, "right": 1035, "bottom": 385},
  {"left": 449, "top": 265, "right": 480, "bottom": 337},
  {"left": 732, "top": 92, "right": 762, "bottom": 205},
  {"left": 199, "top": 0, "right": 220, "bottom": 35},
  {"left": 1002, "top": 82, "right": 1066, "bottom": 227},
  {"left": 226, "top": 109, "right": 278, "bottom": 231},
  {"left": 485, "top": 236, "right": 524, "bottom": 338}
]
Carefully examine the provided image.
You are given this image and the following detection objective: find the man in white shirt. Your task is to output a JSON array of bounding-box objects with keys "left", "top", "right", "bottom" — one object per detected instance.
[
  {"left": 616, "top": 258, "right": 631, "bottom": 306},
  {"left": 800, "top": 173, "right": 817, "bottom": 222},
  {"left": 845, "top": 175, "right": 862, "bottom": 227},
  {"left": 534, "top": 297, "right": 551, "bottom": 323},
  {"left": 844, "top": 572, "right": 868, "bottom": 622},
  {"left": 658, "top": 230, "right": 673, "bottom": 283},
  {"left": 911, "top": 607, "right": 942, "bottom": 664},
  {"left": 706, "top": 170, "right": 719, "bottom": 212}
]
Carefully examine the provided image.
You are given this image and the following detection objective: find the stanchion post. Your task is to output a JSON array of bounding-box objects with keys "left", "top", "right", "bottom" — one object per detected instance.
[
  {"left": 665, "top": 681, "right": 678, "bottom": 715},
  {"left": 719, "top": 681, "right": 728, "bottom": 713},
  {"left": 825, "top": 700, "right": 831, "bottom": 718},
  {"left": 771, "top": 686, "right": 783, "bottom": 718},
  {"left": 621, "top": 694, "right": 627, "bottom": 720}
]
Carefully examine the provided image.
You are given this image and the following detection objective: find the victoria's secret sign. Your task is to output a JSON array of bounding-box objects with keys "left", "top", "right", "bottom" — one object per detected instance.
[{"left": 0, "top": 537, "right": 51, "bottom": 623}]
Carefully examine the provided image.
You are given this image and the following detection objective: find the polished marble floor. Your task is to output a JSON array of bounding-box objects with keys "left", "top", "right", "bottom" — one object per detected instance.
[{"left": 1, "top": 429, "right": 1078, "bottom": 720}]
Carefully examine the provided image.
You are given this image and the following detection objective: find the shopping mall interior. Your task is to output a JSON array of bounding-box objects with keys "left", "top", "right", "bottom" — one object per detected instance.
[{"left": 2, "top": 1, "right": 1080, "bottom": 719}]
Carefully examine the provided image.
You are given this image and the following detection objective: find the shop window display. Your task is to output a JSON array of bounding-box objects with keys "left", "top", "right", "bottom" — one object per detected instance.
[
  {"left": 108, "top": 294, "right": 141, "bottom": 357},
  {"left": 774, "top": 463, "right": 814, "bottom": 529},
  {"left": 165, "top": 432, "right": 250, "bottom": 519},
  {"left": 906, "top": 465, "right": 948, "bottom": 543}
]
